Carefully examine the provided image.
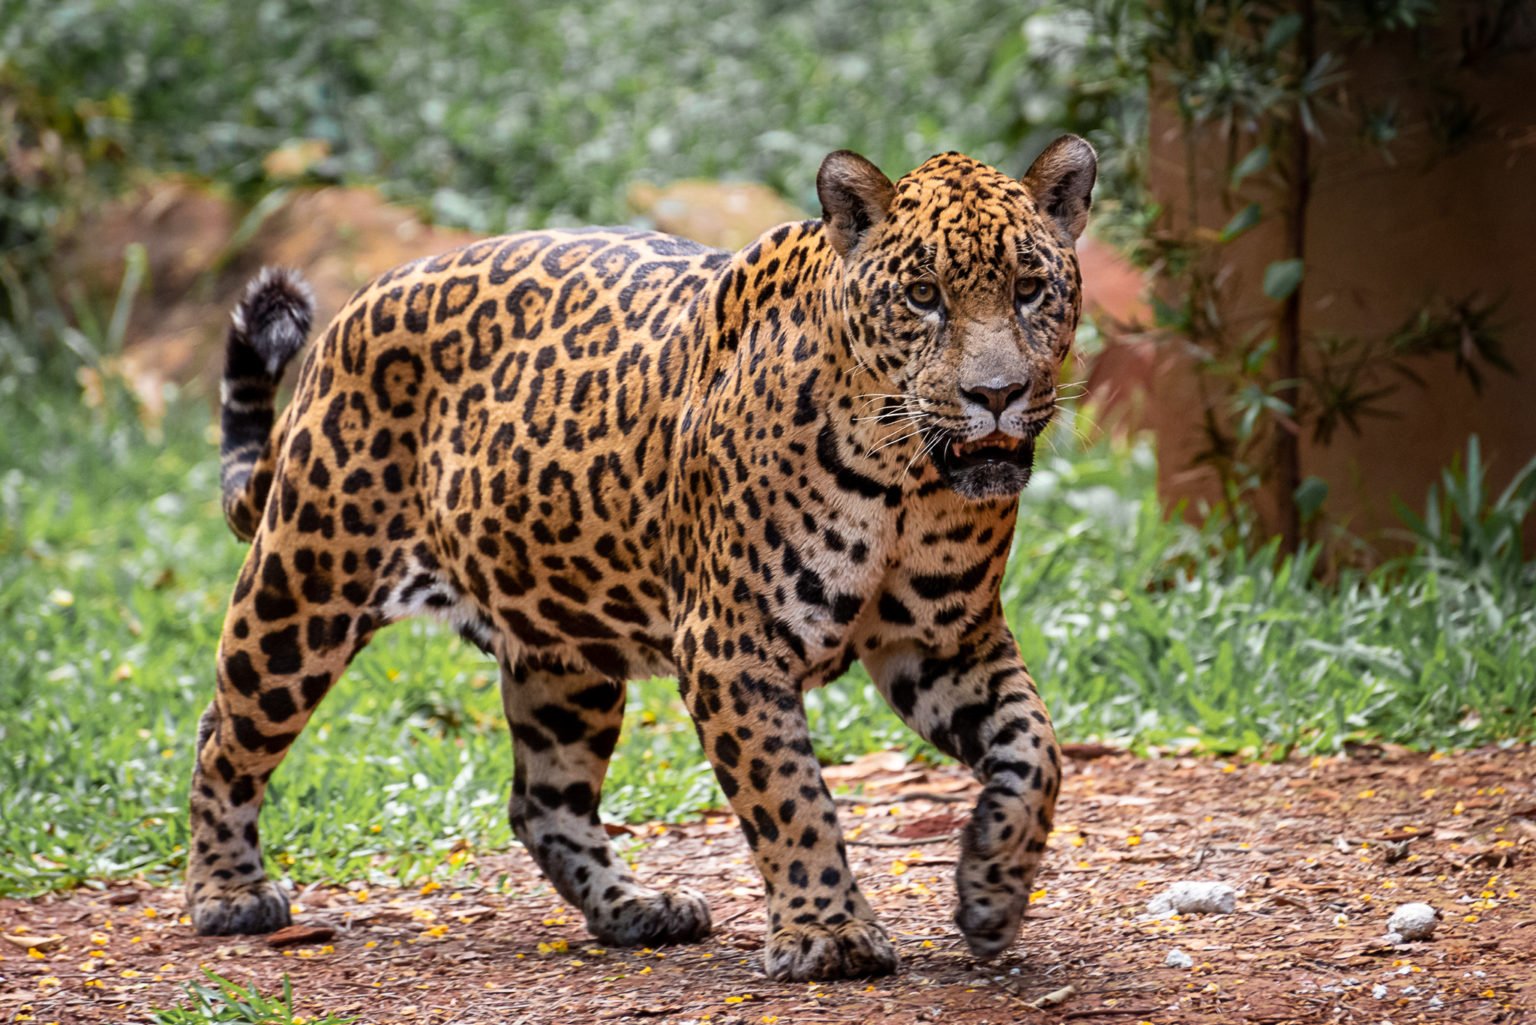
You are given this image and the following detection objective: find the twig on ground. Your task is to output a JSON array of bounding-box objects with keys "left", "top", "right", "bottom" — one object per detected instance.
[
  {"left": 1062, "top": 1010, "right": 1161, "bottom": 1021},
  {"left": 846, "top": 834, "right": 956, "bottom": 847},
  {"left": 834, "top": 791, "right": 972, "bottom": 806}
]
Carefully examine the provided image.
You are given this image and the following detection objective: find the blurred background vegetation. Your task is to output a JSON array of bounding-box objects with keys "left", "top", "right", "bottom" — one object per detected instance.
[
  {"left": 1, "top": 0, "right": 1532, "bottom": 895},
  {"left": 1, "top": 0, "right": 1138, "bottom": 249}
]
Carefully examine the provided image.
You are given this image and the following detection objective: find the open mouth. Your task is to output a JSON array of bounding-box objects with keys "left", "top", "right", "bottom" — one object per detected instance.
[
  {"left": 939, "top": 431, "right": 1035, "bottom": 472},
  {"left": 931, "top": 429, "right": 1038, "bottom": 499}
]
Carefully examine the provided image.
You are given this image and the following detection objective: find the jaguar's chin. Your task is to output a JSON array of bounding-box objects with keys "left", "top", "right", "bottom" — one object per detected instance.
[{"left": 932, "top": 431, "right": 1036, "bottom": 500}]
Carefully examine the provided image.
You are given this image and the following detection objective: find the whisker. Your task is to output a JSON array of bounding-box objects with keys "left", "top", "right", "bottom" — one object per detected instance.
[
  {"left": 852, "top": 410, "right": 926, "bottom": 425},
  {"left": 905, "top": 427, "right": 943, "bottom": 480},
  {"left": 1063, "top": 404, "right": 1103, "bottom": 442},
  {"left": 855, "top": 393, "right": 915, "bottom": 407},
  {"left": 871, "top": 426, "right": 925, "bottom": 454}
]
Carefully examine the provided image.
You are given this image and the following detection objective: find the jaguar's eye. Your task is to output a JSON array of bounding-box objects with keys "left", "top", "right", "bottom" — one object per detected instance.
[
  {"left": 1015, "top": 276, "right": 1046, "bottom": 308},
  {"left": 905, "top": 281, "right": 941, "bottom": 311}
]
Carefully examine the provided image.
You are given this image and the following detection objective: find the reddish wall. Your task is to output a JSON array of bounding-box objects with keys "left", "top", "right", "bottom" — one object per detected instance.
[{"left": 1137, "top": 23, "right": 1536, "bottom": 553}]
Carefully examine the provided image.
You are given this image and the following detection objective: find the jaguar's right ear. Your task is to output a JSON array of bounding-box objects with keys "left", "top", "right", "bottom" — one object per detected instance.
[{"left": 817, "top": 151, "right": 895, "bottom": 257}]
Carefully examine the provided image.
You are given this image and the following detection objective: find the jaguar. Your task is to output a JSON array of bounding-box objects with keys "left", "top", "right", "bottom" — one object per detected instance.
[{"left": 191, "top": 135, "right": 1096, "bottom": 981}]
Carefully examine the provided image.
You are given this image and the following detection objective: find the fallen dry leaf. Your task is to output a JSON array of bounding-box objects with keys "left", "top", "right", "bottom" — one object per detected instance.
[{"left": 265, "top": 924, "right": 336, "bottom": 948}]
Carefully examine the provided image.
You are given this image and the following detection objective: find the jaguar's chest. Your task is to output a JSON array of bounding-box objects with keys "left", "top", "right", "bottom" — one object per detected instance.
[{"left": 759, "top": 488, "right": 1017, "bottom": 686}]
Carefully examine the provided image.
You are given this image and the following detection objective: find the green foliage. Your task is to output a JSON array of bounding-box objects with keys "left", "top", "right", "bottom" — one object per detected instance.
[
  {"left": 150, "top": 970, "right": 354, "bottom": 1025},
  {"left": 1393, "top": 435, "right": 1536, "bottom": 588},
  {"left": 2, "top": 383, "right": 1531, "bottom": 899},
  {"left": 1, "top": 0, "right": 1122, "bottom": 234}
]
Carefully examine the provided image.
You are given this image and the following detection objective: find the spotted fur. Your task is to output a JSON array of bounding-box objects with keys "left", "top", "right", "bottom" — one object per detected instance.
[{"left": 188, "top": 137, "right": 1096, "bottom": 981}]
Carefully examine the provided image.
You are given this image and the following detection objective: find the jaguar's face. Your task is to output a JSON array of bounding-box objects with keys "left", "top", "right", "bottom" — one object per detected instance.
[{"left": 818, "top": 138, "right": 1095, "bottom": 501}]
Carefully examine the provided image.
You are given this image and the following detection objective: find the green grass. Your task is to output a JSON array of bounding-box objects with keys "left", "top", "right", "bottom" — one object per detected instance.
[
  {"left": 149, "top": 971, "right": 355, "bottom": 1025},
  {"left": 1, "top": 379, "right": 1531, "bottom": 900}
]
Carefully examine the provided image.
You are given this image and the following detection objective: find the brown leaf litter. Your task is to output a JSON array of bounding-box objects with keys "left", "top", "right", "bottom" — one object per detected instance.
[{"left": 2, "top": 746, "right": 1532, "bottom": 1024}]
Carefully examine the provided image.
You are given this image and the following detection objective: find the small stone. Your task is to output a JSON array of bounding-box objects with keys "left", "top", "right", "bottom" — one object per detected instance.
[
  {"left": 1387, "top": 902, "right": 1439, "bottom": 941},
  {"left": 265, "top": 924, "right": 336, "bottom": 948},
  {"left": 1164, "top": 948, "right": 1194, "bottom": 968},
  {"left": 1146, "top": 881, "right": 1237, "bottom": 916},
  {"left": 1372, "top": 984, "right": 1389, "bottom": 1000},
  {"left": 1383, "top": 931, "right": 1405, "bottom": 945}
]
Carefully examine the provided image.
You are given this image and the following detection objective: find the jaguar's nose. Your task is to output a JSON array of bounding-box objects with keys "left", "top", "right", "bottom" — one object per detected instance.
[{"left": 958, "top": 380, "right": 1029, "bottom": 418}]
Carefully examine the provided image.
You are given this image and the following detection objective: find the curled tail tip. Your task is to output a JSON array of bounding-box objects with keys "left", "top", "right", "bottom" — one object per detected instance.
[{"left": 231, "top": 267, "right": 315, "bottom": 376}]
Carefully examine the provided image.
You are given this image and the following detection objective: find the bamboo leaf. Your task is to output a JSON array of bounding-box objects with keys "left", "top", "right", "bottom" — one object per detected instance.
[
  {"left": 1218, "top": 203, "right": 1262, "bottom": 243},
  {"left": 1263, "top": 258, "right": 1305, "bottom": 301},
  {"left": 1230, "top": 144, "right": 1271, "bottom": 185},
  {"left": 1295, "top": 476, "right": 1329, "bottom": 523},
  {"left": 1263, "top": 13, "right": 1302, "bottom": 53}
]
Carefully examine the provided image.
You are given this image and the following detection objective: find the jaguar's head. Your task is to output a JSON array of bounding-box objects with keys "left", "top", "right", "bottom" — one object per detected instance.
[{"left": 819, "top": 136, "right": 1096, "bottom": 501}]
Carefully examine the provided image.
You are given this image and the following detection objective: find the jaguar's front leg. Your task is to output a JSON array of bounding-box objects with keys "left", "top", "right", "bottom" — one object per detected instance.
[
  {"left": 678, "top": 649, "right": 898, "bottom": 981},
  {"left": 864, "top": 621, "right": 1062, "bottom": 960}
]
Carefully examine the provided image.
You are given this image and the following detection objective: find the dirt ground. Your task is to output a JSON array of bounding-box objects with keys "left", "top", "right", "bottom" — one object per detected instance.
[{"left": 3, "top": 746, "right": 1532, "bottom": 1025}]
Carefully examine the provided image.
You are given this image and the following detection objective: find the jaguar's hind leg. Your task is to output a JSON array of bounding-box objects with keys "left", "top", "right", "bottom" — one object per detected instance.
[
  {"left": 501, "top": 659, "right": 711, "bottom": 945},
  {"left": 187, "top": 539, "right": 378, "bottom": 935}
]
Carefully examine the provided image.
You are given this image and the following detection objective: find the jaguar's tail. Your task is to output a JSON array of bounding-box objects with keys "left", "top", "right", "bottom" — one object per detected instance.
[{"left": 219, "top": 267, "right": 314, "bottom": 541}]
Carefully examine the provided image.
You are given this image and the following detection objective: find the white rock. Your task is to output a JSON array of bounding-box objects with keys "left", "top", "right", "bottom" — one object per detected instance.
[
  {"left": 1387, "top": 902, "right": 1439, "bottom": 941},
  {"left": 1383, "top": 931, "right": 1405, "bottom": 945},
  {"left": 1165, "top": 948, "right": 1194, "bottom": 968},
  {"left": 1372, "top": 983, "right": 1389, "bottom": 999},
  {"left": 1146, "top": 881, "right": 1237, "bottom": 916}
]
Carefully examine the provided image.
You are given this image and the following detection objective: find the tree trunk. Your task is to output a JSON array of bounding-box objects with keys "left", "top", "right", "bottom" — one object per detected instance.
[{"left": 1274, "top": 0, "right": 1315, "bottom": 555}]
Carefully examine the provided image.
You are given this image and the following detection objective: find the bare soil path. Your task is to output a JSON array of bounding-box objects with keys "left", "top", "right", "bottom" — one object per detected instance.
[{"left": 3, "top": 747, "right": 1532, "bottom": 1024}]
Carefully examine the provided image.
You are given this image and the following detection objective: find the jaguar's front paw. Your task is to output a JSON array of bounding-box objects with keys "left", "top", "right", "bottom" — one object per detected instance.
[
  {"left": 188, "top": 879, "right": 291, "bottom": 936},
  {"left": 762, "top": 918, "right": 898, "bottom": 981},
  {"left": 589, "top": 886, "right": 712, "bottom": 946},
  {"left": 954, "top": 890, "right": 1027, "bottom": 959},
  {"left": 954, "top": 782, "right": 1045, "bottom": 959}
]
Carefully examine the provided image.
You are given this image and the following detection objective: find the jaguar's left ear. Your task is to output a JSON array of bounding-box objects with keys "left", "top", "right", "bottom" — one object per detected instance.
[
  {"left": 818, "top": 150, "right": 896, "bottom": 257},
  {"left": 1023, "top": 135, "right": 1097, "bottom": 241}
]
